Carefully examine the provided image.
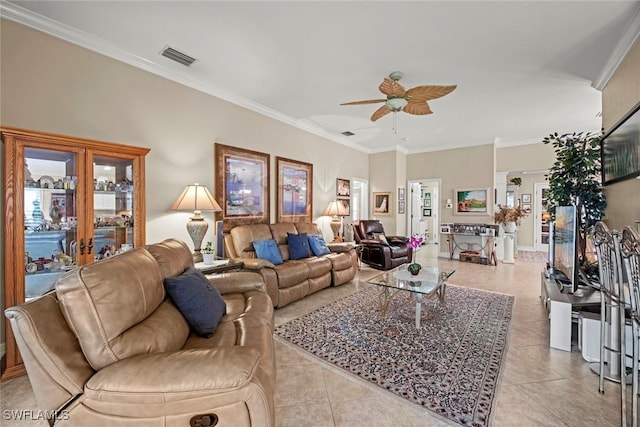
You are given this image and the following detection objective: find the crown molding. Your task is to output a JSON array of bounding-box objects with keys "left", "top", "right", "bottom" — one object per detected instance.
[
  {"left": 0, "top": 2, "right": 370, "bottom": 153},
  {"left": 592, "top": 4, "right": 640, "bottom": 91}
]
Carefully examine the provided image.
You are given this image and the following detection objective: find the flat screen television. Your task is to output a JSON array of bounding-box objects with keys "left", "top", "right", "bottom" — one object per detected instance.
[
  {"left": 601, "top": 100, "right": 640, "bottom": 185},
  {"left": 552, "top": 205, "right": 579, "bottom": 293}
]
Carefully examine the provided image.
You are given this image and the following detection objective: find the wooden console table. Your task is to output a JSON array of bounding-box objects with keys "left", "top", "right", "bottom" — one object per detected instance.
[{"left": 443, "top": 232, "right": 497, "bottom": 266}]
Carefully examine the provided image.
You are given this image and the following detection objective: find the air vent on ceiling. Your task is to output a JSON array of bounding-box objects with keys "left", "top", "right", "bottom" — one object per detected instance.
[
  {"left": 160, "top": 46, "right": 197, "bottom": 67},
  {"left": 341, "top": 131, "right": 355, "bottom": 137}
]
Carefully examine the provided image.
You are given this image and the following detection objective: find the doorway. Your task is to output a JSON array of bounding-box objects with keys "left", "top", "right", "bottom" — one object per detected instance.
[
  {"left": 534, "top": 182, "right": 550, "bottom": 252},
  {"left": 348, "top": 178, "right": 368, "bottom": 241},
  {"left": 407, "top": 179, "right": 440, "bottom": 244}
]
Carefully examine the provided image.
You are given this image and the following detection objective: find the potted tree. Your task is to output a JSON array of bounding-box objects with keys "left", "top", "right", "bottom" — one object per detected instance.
[{"left": 543, "top": 131, "right": 606, "bottom": 265}]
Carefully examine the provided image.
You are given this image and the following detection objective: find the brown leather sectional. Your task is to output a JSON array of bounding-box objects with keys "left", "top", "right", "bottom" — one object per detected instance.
[
  {"left": 224, "top": 222, "right": 358, "bottom": 308},
  {"left": 5, "top": 239, "right": 276, "bottom": 427}
]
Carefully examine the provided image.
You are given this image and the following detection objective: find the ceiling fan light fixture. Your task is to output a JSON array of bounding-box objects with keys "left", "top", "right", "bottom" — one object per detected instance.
[{"left": 386, "top": 97, "right": 408, "bottom": 111}]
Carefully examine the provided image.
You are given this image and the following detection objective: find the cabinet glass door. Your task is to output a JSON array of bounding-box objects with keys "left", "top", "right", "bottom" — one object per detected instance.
[
  {"left": 91, "top": 155, "right": 135, "bottom": 258},
  {"left": 24, "top": 148, "right": 80, "bottom": 300}
]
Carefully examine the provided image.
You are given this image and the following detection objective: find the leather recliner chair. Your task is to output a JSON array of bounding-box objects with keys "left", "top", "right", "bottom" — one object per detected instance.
[{"left": 353, "top": 220, "right": 412, "bottom": 270}]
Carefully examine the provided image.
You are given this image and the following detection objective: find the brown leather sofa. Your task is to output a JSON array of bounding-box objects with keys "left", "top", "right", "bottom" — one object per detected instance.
[
  {"left": 224, "top": 222, "right": 358, "bottom": 308},
  {"left": 353, "top": 220, "right": 412, "bottom": 270},
  {"left": 5, "top": 238, "right": 276, "bottom": 427}
]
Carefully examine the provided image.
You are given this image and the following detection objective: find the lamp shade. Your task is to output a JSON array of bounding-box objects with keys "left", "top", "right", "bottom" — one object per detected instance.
[
  {"left": 170, "top": 183, "right": 222, "bottom": 214},
  {"left": 323, "top": 200, "right": 349, "bottom": 217},
  {"left": 170, "top": 183, "right": 221, "bottom": 256}
]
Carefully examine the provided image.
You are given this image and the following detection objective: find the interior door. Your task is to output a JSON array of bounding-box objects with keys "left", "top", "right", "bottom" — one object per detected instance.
[{"left": 535, "top": 182, "right": 551, "bottom": 252}]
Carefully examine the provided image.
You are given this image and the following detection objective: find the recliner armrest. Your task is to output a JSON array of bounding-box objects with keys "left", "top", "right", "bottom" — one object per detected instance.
[
  {"left": 233, "top": 257, "right": 275, "bottom": 270},
  {"left": 387, "top": 236, "right": 409, "bottom": 244},
  {"left": 207, "top": 271, "right": 266, "bottom": 295},
  {"left": 86, "top": 347, "right": 262, "bottom": 394},
  {"left": 360, "top": 238, "right": 389, "bottom": 246}
]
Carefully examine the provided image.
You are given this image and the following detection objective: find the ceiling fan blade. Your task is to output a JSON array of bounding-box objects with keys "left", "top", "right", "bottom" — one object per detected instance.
[
  {"left": 378, "top": 78, "right": 406, "bottom": 97},
  {"left": 371, "top": 105, "right": 391, "bottom": 122},
  {"left": 405, "top": 85, "right": 457, "bottom": 101},
  {"left": 403, "top": 101, "right": 433, "bottom": 116},
  {"left": 340, "top": 99, "right": 387, "bottom": 106}
]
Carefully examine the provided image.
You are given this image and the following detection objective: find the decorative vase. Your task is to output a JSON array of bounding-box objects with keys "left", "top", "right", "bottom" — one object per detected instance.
[
  {"left": 408, "top": 263, "right": 421, "bottom": 276},
  {"left": 202, "top": 253, "right": 215, "bottom": 265},
  {"left": 503, "top": 222, "right": 517, "bottom": 233}
]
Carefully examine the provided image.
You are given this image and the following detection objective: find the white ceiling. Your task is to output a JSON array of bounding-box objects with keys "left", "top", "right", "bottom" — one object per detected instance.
[{"left": 4, "top": 1, "right": 640, "bottom": 153}]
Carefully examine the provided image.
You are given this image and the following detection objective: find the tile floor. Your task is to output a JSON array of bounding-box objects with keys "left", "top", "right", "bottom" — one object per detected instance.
[{"left": 1, "top": 245, "right": 632, "bottom": 426}]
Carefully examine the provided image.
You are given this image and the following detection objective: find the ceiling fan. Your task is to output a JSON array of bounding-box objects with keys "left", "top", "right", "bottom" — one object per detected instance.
[{"left": 340, "top": 71, "right": 457, "bottom": 122}]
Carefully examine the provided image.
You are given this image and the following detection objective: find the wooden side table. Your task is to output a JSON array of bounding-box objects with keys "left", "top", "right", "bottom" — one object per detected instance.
[{"left": 194, "top": 259, "right": 244, "bottom": 274}]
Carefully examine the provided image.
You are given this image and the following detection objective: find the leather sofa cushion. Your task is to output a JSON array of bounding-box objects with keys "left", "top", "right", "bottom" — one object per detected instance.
[
  {"left": 146, "top": 239, "right": 193, "bottom": 280},
  {"left": 56, "top": 248, "right": 189, "bottom": 370},
  {"left": 301, "top": 256, "right": 332, "bottom": 277},
  {"left": 231, "top": 224, "right": 273, "bottom": 257},
  {"left": 273, "top": 262, "right": 309, "bottom": 288},
  {"left": 326, "top": 252, "right": 354, "bottom": 270}
]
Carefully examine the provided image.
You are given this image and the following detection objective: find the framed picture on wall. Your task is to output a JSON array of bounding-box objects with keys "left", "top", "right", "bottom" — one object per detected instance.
[
  {"left": 276, "top": 156, "right": 313, "bottom": 223},
  {"left": 522, "top": 203, "right": 532, "bottom": 213},
  {"left": 522, "top": 193, "right": 531, "bottom": 203},
  {"left": 423, "top": 208, "right": 432, "bottom": 217},
  {"left": 372, "top": 191, "right": 392, "bottom": 216},
  {"left": 339, "top": 198, "right": 351, "bottom": 216},
  {"left": 398, "top": 200, "right": 405, "bottom": 214},
  {"left": 424, "top": 193, "right": 431, "bottom": 207},
  {"left": 454, "top": 188, "right": 490, "bottom": 215},
  {"left": 337, "top": 178, "right": 350, "bottom": 197},
  {"left": 215, "top": 143, "right": 270, "bottom": 231}
]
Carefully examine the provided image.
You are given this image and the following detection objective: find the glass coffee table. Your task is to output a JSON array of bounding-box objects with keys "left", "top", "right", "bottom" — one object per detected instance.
[{"left": 367, "top": 264, "right": 455, "bottom": 328}]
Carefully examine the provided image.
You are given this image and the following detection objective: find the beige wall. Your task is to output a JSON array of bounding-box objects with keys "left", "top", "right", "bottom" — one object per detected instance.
[
  {"left": 496, "top": 142, "right": 555, "bottom": 173},
  {"left": 369, "top": 151, "right": 397, "bottom": 233},
  {"left": 407, "top": 144, "right": 495, "bottom": 245},
  {"left": 602, "top": 39, "right": 640, "bottom": 231},
  {"left": 0, "top": 20, "right": 368, "bottom": 246}
]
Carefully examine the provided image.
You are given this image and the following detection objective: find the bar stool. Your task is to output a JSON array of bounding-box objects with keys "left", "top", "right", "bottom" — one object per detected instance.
[
  {"left": 620, "top": 226, "right": 640, "bottom": 426},
  {"left": 593, "top": 221, "right": 627, "bottom": 426}
]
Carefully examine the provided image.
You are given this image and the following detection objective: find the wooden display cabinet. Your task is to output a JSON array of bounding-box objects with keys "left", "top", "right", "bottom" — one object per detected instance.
[{"left": 1, "top": 127, "right": 150, "bottom": 379}]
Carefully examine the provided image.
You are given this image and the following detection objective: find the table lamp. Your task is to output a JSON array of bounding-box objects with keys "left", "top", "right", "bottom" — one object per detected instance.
[
  {"left": 170, "top": 183, "right": 222, "bottom": 257},
  {"left": 323, "top": 200, "right": 349, "bottom": 242}
]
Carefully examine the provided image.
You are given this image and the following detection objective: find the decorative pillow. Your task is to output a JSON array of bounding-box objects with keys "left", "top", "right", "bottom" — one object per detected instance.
[
  {"left": 164, "top": 267, "right": 226, "bottom": 338},
  {"left": 252, "top": 239, "right": 284, "bottom": 265},
  {"left": 288, "top": 232, "right": 310, "bottom": 260},
  {"left": 373, "top": 232, "right": 389, "bottom": 245},
  {"left": 308, "top": 234, "right": 331, "bottom": 256}
]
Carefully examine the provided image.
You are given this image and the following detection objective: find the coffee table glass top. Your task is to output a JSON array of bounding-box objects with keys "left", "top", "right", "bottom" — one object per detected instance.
[{"left": 366, "top": 264, "right": 455, "bottom": 295}]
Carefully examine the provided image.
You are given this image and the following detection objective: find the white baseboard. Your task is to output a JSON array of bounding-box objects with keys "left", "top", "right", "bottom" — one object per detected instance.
[{"left": 517, "top": 246, "right": 536, "bottom": 252}]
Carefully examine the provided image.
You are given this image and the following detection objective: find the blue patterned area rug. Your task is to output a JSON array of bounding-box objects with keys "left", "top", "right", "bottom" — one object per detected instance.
[{"left": 275, "top": 284, "right": 514, "bottom": 427}]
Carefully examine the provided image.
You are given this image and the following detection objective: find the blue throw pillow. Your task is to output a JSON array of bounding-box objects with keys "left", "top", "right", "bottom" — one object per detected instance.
[
  {"left": 308, "top": 234, "right": 331, "bottom": 256},
  {"left": 288, "top": 232, "right": 310, "bottom": 260},
  {"left": 253, "top": 239, "right": 284, "bottom": 265},
  {"left": 164, "top": 267, "right": 226, "bottom": 338}
]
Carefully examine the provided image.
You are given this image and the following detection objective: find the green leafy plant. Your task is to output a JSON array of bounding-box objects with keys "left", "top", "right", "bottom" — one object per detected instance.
[
  {"left": 543, "top": 131, "right": 606, "bottom": 262},
  {"left": 202, "top": 241, "right": 215, "bottom": 254},
  {"left": 509, "top": 177, "right": 522, "bottom": 187}
]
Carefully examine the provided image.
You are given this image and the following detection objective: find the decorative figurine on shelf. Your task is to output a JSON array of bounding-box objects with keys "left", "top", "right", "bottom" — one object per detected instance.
[
  {"left": 49, "top": 199, "right": 63, "bottom": 224},
  {"left": 32, "top": 199, "right": 44, "bottom": 222},
  {"left": 407, "top": 235, "right": 425, "bottom": 275}
]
